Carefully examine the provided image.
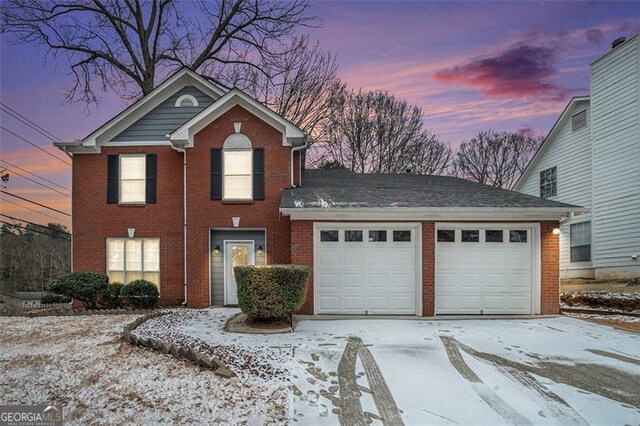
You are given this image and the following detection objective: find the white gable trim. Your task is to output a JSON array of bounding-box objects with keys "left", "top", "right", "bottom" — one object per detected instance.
[
  {"left": 514, "top": 96, "right": 590, "bottom": 191},
  {"left": 80, "top": 68, "right": 224, "bottom": 147},
  {"left": 170, "top": 88, "right": 306, "bottom": 147}
]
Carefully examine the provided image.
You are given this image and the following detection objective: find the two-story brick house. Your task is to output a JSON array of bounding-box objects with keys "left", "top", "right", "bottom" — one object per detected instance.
[{"left": 56, "top": 68, "right": 583, "bottom": 316}]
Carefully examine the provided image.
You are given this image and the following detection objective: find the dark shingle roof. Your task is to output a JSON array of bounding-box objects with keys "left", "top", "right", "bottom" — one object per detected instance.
[{"left": 280, "top": 170, "right": 581, "bottom": 210}]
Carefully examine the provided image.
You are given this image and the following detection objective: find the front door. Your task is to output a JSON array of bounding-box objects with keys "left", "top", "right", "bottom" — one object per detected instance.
[{"left": 224, "top": 241, "right": 255, "bottom": 305}]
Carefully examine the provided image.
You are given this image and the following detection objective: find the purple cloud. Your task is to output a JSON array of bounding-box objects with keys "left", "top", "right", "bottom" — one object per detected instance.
[
  {"left": 585, "top": 29, "right": 605, "bottom": 44},
  {"left": 433, "top": 44, "right": 571, "bottom": 102}
]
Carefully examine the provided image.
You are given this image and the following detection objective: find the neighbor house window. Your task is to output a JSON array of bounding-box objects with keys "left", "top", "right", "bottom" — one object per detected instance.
[
  {"left": 120, "top": 155, "right": 146, "bottom": 203},
  {"left": 107, "top": 238, "right": 160, "bottom": 287},
  {"left": 223, "top": 133, "right": 253, "bottom": 200},
  {"left": 540, "top": 166, "right": 557, "bottom": 199},
  {"left": 571, "top": 110, "right": 587, "bottom": 132},
  {"left": 570, "top": 222, "right": 591, "bottom": 262}
]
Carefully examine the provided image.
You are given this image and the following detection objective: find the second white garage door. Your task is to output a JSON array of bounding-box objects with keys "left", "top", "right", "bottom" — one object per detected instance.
[
  {"left": 435, "top": 224, "right": 536, "bottom": 315},
  {"left": 314, "top": 224, "right": 419, "bottom": 315}
]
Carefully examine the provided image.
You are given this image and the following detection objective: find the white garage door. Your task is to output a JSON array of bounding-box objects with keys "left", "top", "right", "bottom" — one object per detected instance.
[
  {"left": 436, "top": 224, "right": 535, "bottom": 315},
  {"left": 315, "top": 224, "right": 419, "bottom": 315}
]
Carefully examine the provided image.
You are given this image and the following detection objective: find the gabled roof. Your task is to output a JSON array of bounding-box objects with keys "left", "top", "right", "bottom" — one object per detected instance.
[
  {"left": 170, "top": 88, "right": 307, "bottom": 147},
  {"left": 513, "top": 96, "right": 590, "bottom": 190},
  {"left": 280, "top": 170, "right": 586, "bottom": 221},
  {"left": 55, "top": 68, "right": 225, "bottom": 152}
]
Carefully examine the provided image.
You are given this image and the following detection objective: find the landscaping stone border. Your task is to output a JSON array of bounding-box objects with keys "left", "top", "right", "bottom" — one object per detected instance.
[
  {"left": 13, "top": 308, "right": 158, "bottom": 318},
  {"left": 122, "top": 311, "right": 235, "bottom": 378}
]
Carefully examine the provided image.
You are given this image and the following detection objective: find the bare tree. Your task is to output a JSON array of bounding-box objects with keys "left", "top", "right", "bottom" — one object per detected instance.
[
  {"left": 312, "top": 89, "right": 452, "bottom": 174},
  {"left": 453, "top": 130, "right": 541, "bottom": 189},
  {"left": 0, "top": 168, "right": 8, "bottom": 188},
  {"left": 223, "top": 35, "right": 346, "bottom": 144},
  {"left": 2, "top": 0, "right": 315, "bottom": 104}
]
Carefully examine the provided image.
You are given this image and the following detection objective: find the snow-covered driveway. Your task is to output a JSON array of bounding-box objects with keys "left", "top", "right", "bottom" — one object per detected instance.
[{"left": 135, "top": 309, "right": 640, "bottom": 425}]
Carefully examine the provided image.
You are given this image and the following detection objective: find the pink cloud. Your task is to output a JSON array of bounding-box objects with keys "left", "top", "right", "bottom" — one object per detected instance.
[{"left": 433, "top": 44, "right": 571, "bottom": 102}]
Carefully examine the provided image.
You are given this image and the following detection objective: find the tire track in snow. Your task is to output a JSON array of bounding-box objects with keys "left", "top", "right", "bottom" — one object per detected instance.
[
  {"left": 337, "top": 336, "right": 404, "bottom": 426},
  {"left": 440, "top": 336, "right": 532, "bottom": 426}
]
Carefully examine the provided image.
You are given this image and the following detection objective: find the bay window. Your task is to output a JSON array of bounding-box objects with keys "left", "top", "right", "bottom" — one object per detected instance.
[{"left": 107, "top": 238, "right": 160, "bottom": 286}]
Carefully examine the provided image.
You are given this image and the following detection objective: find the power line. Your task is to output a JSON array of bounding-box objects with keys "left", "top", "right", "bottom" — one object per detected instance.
[
  {"left": 0, "top": 190, "right": 71, "bottom": 217},
  {"left": 0, "top": 214, "right": 70, "bottom": 236},
  {"left": 0, "top": 159, "right": 70, "bottom": 191},
  {"left": 0, "top": 103, "right": 61, "bottom": 141},
  {"left": 0, "top": 196, "right": 62, "bottom": 221},
  {"left": 0, "top": 220, "right": 70, "bottom": 241},
  {"left": 0, "top": 126, "right": 71, "bottom": 167},
  {"left": 3, "top": 168, "right": 71, "bottom": 198}
]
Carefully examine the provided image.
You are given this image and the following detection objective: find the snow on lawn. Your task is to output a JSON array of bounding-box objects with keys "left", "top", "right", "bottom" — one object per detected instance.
[
  {"left": 135, "top": 309, "right": 640, "bottom": 425},
  {"left": 0, "top": 314, "right": 288, "bottom": 425}
]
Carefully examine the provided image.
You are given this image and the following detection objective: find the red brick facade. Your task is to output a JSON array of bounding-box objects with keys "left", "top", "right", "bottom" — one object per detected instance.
[{"left": 71, "top": 103, "right": 560, "bottom": 315}]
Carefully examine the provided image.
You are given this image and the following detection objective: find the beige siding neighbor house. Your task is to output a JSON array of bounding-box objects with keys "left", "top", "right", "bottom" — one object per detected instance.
[{"left": 515, "top": 35, "right": 640, "bottom": 279}]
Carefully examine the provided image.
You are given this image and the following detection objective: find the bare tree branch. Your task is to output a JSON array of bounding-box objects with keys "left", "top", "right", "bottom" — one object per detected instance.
[{"left": 452, "top": 130, "right": 541, "bottom": 189}]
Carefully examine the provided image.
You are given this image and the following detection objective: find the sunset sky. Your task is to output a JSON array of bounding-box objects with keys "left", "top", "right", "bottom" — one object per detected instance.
[{"left": 1, "top": 1, "right": 639, "bottom": 230}]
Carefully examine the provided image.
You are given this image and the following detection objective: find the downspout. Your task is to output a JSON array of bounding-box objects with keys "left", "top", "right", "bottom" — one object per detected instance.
[
  {"left": 290, "top": 134, "right": 309, "bottom": 187},
  {"left": 171, "top": 142, "right": 188, "bottom": 306}
]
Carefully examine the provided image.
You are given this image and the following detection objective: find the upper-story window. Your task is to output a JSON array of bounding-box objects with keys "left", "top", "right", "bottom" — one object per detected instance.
[
  {"left": 571, "top": 110, "right": 587, "bottom": 132},
  {"left": 223, "top": 132, "right": 253, "bottom": 200},
  {"left": 540, "top": 166, "right": 557, "bottom": 199},
  {"left": 120, "top": 155, "right": 146, "bottom": 203}
]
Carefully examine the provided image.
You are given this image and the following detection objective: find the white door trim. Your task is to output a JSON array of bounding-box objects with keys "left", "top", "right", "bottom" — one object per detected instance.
[
  {"left": 223, "top": 240, "right": 255, "bottom": 306},
  {"left": 434, "top": 222, "right": 541, "bottom": 315},
  {"left": 312, "top": 222, "right": 422, "bottom": 316}
]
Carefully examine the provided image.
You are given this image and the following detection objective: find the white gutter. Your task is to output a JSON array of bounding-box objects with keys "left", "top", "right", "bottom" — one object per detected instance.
[
  {"left": 170, "top": 142, "right": 188, "bottom": 306},
  {"left": 290, "top": 134, "right": 309, "bottom": 187},
  {"left": 279, "top": 206, "right": 588, "bottom": 221}
]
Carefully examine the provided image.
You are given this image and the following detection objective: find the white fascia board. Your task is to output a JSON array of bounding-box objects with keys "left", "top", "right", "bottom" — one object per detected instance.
[
  {"left": 80, "top": 68, "right": 224, "bottom": 147},
  {"left": 171, "top": 88, "right": 306, "bottom": 147},
  {"left": 280, "top": 207, "right": 588, "bottom": 221},
  {"left": 514, "top": 96, "right": 590, "bottom": 190}
]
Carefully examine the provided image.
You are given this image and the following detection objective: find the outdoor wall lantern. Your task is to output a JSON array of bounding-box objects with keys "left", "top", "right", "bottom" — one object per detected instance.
[
  {"left": 214, "top": 245, "right": 221, "bottom": 255},
  {"left": 257, "top": 245, "right": 264, "bottom": 255},
  {"left": 548, "top": 226, "right": 560, "bottom": 235},
  {"left": 128, "top": 228, "right": 135, "bottom": 238}
]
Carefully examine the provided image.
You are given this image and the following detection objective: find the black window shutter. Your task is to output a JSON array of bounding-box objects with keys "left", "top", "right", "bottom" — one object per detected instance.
[
  {"left": 253, "top": 148, "right": 265, "bottom": 200},
  {"left": 145, "top": 153, "right": 157, "bottom": 204},
  {"left": 107, "top": 154, "right": 119, "bottom": 203},
  {"left": 211, "top": 149, "right": 222, "bottom": 200}
]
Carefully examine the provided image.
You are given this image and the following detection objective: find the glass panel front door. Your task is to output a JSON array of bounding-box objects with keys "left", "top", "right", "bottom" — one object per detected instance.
[{"left": 224, "top": 242, "right": 254, "bottom": 305}]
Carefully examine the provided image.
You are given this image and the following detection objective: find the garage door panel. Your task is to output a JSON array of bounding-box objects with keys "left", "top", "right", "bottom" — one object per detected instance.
[
  {"left": 315, "top": 224, "right": 418, "bottom": 315},
  {"left": 436, "top": 225, "right": 533, "bottom": 315}
]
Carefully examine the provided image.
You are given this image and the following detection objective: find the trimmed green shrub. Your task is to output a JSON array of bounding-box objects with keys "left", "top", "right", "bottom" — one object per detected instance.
[
  {"left": 235, "top": 265, "right": 310, "bottom": 321},
  {"left": 48, "top": 272, "right": 109, "bottom": 309},
  {"left": 41, "top": 293, "right": 71, "bottom": 304},
  {"left": 101, "top": 282, "right": 124, "bottom": 309},
  {"left": 121, "top": 280, "right": 159, "bottom": 309}
]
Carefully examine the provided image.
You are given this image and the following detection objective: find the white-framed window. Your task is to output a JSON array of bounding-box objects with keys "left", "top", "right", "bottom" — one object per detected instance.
[
  {"left": 119, "top": 155, "right": 146, "bottom": 203},
  {"left": 107, "top": 238, "right": 160, "bottom": 287},
  {"left": 540, "top": 166, "right": 557, "bottom": 199},
  {"left": 570, "top": 222, "right": 591, "bottom": 262},
  {"left": 222, "top": 132, "right": 253, "bottom": 200}
]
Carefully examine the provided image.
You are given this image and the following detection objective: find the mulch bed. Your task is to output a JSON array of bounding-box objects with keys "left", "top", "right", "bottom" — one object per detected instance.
[{"left": 561, "top": 291, "right": 640, "bottom": 311}]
